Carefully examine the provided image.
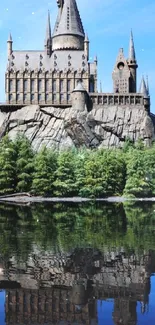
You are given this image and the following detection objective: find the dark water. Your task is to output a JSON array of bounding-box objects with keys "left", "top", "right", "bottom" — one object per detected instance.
[{"left": 0, "top": 202, "right": 155, "bottom": 324}]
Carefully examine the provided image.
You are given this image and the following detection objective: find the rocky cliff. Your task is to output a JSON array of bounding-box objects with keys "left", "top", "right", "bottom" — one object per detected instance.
[{"left": 0, "top": 101, "right": 154, "bottom": 150}]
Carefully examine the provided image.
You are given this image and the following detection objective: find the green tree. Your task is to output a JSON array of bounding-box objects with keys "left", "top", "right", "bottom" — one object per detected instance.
[
  {"left": 54, "top": 150, "right": 77, "bottom": 197},
  {"left": 14, "top": 134, "right": 34, "bottom": 192},
  {"left": 31, "top": 146, "right": 57, "bottom": 196},
  {"left": 0, "top": 135, "right": 17, "bottom": 194}
]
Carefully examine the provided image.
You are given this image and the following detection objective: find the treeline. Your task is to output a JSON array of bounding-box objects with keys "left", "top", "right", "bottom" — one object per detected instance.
[{"left": 0, "top": 134, "right": 155, "bottom": 197}]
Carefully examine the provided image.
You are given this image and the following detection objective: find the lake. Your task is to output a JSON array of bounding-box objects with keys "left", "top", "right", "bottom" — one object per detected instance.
[{"left": 0, "top": 201, "right": 155, "bottom": 324}]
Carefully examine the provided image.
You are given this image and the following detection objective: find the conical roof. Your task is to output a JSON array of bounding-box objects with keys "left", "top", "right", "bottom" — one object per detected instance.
[
  {"left": 53, "top": 0, "right": 85, "bottom": 38},
  {"left": 7, "top": 32, "right": 12, "bottom": 42},
  {"left": 45, "top": 11, "right": 52, "bottom": 43},
  {"left": 73, "top": 80, "right": 86, "bottom": 92},
  {"left": 139, "top": 76, "right": 148, "bottom": 98},
  {"left": 128, "top": 30, "right": 136, "bottom": 60}
]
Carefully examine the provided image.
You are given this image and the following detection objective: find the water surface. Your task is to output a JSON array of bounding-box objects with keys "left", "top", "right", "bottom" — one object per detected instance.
[{"left": 0, "top": 201, "right": 155, "bottom": 324}]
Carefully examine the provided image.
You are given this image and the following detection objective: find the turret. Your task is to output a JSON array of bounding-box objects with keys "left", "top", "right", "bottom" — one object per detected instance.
[
  {"left": 72, "top": 80, "right": 88, "bottom": 112},
  {"left": 112, "top": 48, "right": 130, "bottom": 93},
  {"left": 44, "top": 11, "right": 52, "bottom": 56},
  {"left": 84, "top": 34, "right": 89, "bottom": 60},
  {"left": 127, "top": 30, "right": 138, "bottom": 92},
  {"left": 7, "top": 33, "right": 13, "bottom": 57},
  {"left": 139, "top": 76, "right": 150, "bottom": 112}
]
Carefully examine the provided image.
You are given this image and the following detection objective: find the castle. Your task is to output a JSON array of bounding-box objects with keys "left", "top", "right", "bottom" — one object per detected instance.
[
  {"left": 0, "top": 0, "right": 154, "bottom": 150},
  {"left": 5, "top": 0, "right": 150, "bottom": 107}
]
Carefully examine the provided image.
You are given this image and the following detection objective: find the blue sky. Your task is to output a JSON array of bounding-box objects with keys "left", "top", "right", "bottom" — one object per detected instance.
[{"left": 0, "top": 0, "right": 155, "bottom": 111}]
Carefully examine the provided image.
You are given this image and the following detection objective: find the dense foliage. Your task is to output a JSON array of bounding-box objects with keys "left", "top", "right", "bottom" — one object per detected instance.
[{"left": 0, "top": 134, "right": 155, "bottom": 197}]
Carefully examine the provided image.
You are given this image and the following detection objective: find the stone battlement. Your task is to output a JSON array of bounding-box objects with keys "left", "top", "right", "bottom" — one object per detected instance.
[{"left": 90, "top": 93, "right": 148, "bottom": 107}]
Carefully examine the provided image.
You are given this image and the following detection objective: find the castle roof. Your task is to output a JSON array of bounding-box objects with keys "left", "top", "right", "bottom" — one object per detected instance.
[
  {"left": 73, "top": 80, "right": 86, "bottom": 92},
  {"left": 139, "top": 76, "right": 148, "bottom": 98},
  {"left": 53, "top": 0, "right": 85, "bottom": 38},
  {"left": 128, "top": 30, "right": 136, "bottom": 61}
]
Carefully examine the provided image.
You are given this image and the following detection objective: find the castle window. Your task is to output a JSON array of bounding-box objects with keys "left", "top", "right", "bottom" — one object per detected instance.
[
  {"left": 16, "top": 79, "right": 20, "bottom": 92},
  {"left": 31, "top": 94, "right": 34, "bottom": 101},
  {"left": 16, "top": 94, "right": 20, "bottom": 102},
  {"left": 89, "top": 79, "right": 94, "bottom": 93},
  {"left": 45, "top": 94, "right": 48, "bottom": 102},
  {"left": 24, "top": 79, "right": 28, "bottom": 92},
  {"left": 60, "top": 94, "right": 64, "bottom": 102},
  {"left": 45, "top": 79, "right": 49, "bottom": 92},
  {"left": 23, "top": 94, "right": 27, "bottom": 102},
  {"left": 60, "top": 80, "right": 64, "bottom": 92},
  {"left": 52, "top": 79, "right": 56, "bottom": 92},
  {"left": 9, "top": 80, "right": 13, "bottom": 92},
  {"left": 52, "top": 94, "right": 56, "bottom": 102},
  {"left": 38, "top": 79, "right": 42, "bottom": 91},
  {"left": 67, "top": 80, "right": 71, "bottom": 92},
  {"left": 67, "top": 94, "right": 71, "bottom": 102},
  {"left": 31, "top": 79, "right": 35, "bottom": 92},
  {"left": 38, "top": 94, "right": 42, "bottom": 101},
  {"left": 9, "top": 94, "right": 12, "bottom": 101}
]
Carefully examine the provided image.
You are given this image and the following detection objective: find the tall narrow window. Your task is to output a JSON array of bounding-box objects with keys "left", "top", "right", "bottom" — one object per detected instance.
[
  {"left": 38, "top": 79, "right": 42, "bottom": 92},
  {"left": 31, "top": 79, "right": 34, "bottom": 92},
  {"left": 67, "top": 94, "right": 71, "bottom": 102},
  {"left": 24, "top": 79, "right": 28, "bottom": 92},
  {"left": 16, "top": 94, "right": 20, "bottom": 102},
  {"left": 9, "top": 80, "right": 13, "bottom": 92},
  {"left": 67, "top": 80, "right": 71, "bottom": 92},
  {"left": 16, "top": 79, "right": 20, "bottom": 92},
  {"left": 9, "top": 94, "right": 12, "bottom": 101},
  {"left": 23, "top": 94, "right": 27, "bottom": 102},
  {"left": 45, "top": 79, "right": 49, "bottom": 92},
  {"left": 60, "top": 94, "right": 64, "bottom": 103},
  {"left": 31, "top": 94, "right": 34, "bottom": 101},
  {"left": 60, "top": 80, "right": 63, "bottom": 92},
  {"left": 52, "top": 94, "right": 56, "bottom": 102},
  {"left": 52, "top": 79, "right": 56, "bottom": 92},
  {"left": 38, "top": 94, "right": 42, "bottom": 101},
  {"left": 89, "top": 79, "right": 94, "bottom": 93}
]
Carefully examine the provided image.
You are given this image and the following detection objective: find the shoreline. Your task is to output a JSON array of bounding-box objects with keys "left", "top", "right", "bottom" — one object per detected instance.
[{"left": 0, "top": 194, "right": 155, "bottom": 205}]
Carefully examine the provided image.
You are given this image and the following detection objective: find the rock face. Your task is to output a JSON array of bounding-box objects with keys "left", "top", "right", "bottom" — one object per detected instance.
[{"left": 0, "top": 99, "right": 154, "bottom": 150}]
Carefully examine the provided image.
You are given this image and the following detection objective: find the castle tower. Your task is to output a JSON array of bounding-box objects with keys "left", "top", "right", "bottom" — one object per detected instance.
[
  {"left": 52, "top": 0, "right": 85, "bottom": 50},
  {"left": 72, "top": 79, "right": 88, "bottom": 111},
  {"left": 5, "top": 0, "right": 97, "bottom": 104},
  {"left": 44, "top": 11, "right": 52, "bottom": 56},
  {"left": 127, "top": 30, "right": 138, "bottom": 92},
  {"left": 139, "top": 76, "right": 150, "bottom": 112},
  {"left": 112, "top": 48, "right": 130, "bottom": 93},
  {"left": 7, "top": 33, "right": 13, "bottom": 57}
]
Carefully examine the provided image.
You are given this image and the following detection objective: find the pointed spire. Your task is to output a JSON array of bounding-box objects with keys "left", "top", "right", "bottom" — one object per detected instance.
[
  {"left": 146, "top": 75, "right": 150, "bottom": 96},
  {"left": 139, "top": 76, "right": 148, "bottom": 98},
  {"left": 45, "top": 10, "right": 52, "bottom": 42},
  {"left": 7, "top": 32, "right": 12, "bottom": 42},
  {"left": 128, "top": 30, "right": 136, "bottom": 61},
  {"left": 84, "top": 33, "right": 89, "bottom": 42},
  {"left": 53, "top": 0, "right": 85, "bottom": 38}
]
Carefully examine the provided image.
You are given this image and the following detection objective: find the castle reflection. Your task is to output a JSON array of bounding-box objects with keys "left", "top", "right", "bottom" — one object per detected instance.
[
  {"left": 0, "top": 201, "right": 155, "bottom": 324},
  {"left": 2, "top": 248, "right": 155, "bottom": 324}
]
